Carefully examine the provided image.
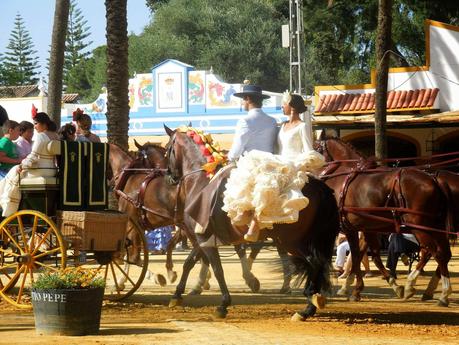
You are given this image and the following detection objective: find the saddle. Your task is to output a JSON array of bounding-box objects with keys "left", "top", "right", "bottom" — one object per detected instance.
[{"left": 185, "top": 164, "right": 246, "bottom": 244}]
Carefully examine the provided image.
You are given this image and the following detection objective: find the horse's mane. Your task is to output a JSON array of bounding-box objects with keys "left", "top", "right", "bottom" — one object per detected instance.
[
  {"left": 140, "top": 141, "right": 166, "bottom": 154},
  {"left": 328, "top": 137, "right": 367, "bottom": 159}
]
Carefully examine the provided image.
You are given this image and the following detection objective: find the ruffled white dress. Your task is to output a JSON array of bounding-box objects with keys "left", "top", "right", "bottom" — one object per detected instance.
[{"left": 222, "top": 122, "right": 325, "bottom": 229}]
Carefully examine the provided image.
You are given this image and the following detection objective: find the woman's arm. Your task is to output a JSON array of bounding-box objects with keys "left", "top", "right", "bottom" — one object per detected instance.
[
  {"left": 21, "top": 133, "right": 46, "bottom": 168},
  {"left": 299, "top": 122, "right": 314, "bottom": 152}
]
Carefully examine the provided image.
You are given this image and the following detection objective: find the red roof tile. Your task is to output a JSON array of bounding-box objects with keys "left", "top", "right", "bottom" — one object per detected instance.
[{"left": 315, "top": 88, "right": 439, "bottom": 114}]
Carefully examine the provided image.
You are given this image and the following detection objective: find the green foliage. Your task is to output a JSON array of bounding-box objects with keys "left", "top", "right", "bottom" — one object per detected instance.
[
  {"left": 32, "top": 267, "right": 105, "bottom": 290},
  {"left": 63, "top": 0, "right": 93, "bottom": 95},
  {"left": 130, "top": 0, "right": 288, "bottom": 91},
  {"left": 2, "top": 13, "right": 40, "bottom": 86}
]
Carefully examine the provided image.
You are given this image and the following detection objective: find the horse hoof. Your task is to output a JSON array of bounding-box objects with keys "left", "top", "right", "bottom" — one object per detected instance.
[
  {"left": 214, "top": 306, "right": 228, "bottom": 319},
  {"left": 395, "top": 286, "right": 404, "bottom": 299},
  {"left": 248, "top": 278, "right": 260, "bottom": 293},
  {"left": 421, "top": 293, "right": 433, "bottom": 301},
  {"left": 202, "top": 281, "right": 211, "bottom": 290},
  {"left": 188, "top": 289, "right": 202, "bottom": 296},
  {"left": 437, "top": 298, "right": 449, "bottom": 307},
  {"left": 403, "top": 287, "right": 416, "bottom": 300},
  {"left": 336, "top": 288, "right": 348, "bottom": 297},
  {"left": 349, "top": 294, "right": 361, "bottom": 302},
  {"left": 279, "top": 286, "right": 292, "bottom": 295},
  {"left": 169, "top": 297, "right": 183, "bottom": 308},
  {"left": 168, "top": 271, "right": 178, "bottom": 284},
  {"left": 311, "top": 293, "right": 326, "bottom": 309},
  {"left": 291, "top": 312, "right": 306, "bottom": 322},
  {"left": 154, "top": 274, "right": 167, "bottom": 287}
]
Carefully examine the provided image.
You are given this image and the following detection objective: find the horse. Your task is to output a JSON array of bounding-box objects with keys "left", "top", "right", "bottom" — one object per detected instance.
[
  {"left": 161, "top": 126, "right": 340, "bottom": 319},
  {"left": 109, "top": 142, "right": 262, "bottom": 295},
  {"left": 315, "top": 137, "right": 453, "bottom": 306}
]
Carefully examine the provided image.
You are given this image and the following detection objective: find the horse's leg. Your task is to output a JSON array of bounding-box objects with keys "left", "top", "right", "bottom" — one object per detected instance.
[
  {"left": 201, "top": 246, "right": 231, "bottom": 318},
  {"left": 188, "top": 256, "right": 211, "bottom": 295},
  {"left": 364, "top": 233, "right": 391, "bottom": 279},
  {"left": 434, "top": 237, "right": 452, "bottom": 307},
  {"left": 337, "top": 229, "right": 363, "bottom": 301},
  {"left": 422, "top": 266, "right": 441, "bottom": 301},
  {"left": 247, "top": 241, "right": 264, "bottom": 270},
  {"left": 165, "top": 229, "right": 181, "bottom": 283},
  {"left": 234, "top": 244, "right": 260, "bottom": 293},
  {"left": 291, "top": 258, "right": 325, "bottom": 321},
  {"left": 169, "top": 247, "right": 201, "bottom": 307},
  {"left": 277, "top": 245, "right": 292, "bottom": 294}
]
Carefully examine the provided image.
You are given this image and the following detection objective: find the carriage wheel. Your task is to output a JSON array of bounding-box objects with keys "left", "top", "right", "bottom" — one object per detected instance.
[
  {"left": 0, "top": 210, "right": 66, "bottom": 309},
  {"left": 79, "top": 218, "right": 148, "bottom": 301}
]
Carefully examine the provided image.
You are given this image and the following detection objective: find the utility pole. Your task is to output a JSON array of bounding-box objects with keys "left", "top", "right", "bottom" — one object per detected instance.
[{"left": 289, "top": 0, "right": 304, "bottom": 94}]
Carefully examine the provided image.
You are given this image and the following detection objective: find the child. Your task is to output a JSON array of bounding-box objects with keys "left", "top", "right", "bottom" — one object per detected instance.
[
  {"left": 15, "top": 121, "right": 34, "bottom": 159},
  {"left": 0, "top": 120, "right": 21, "bottom": 178}
]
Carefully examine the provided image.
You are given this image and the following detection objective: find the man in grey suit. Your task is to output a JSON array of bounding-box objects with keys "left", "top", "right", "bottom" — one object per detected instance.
[{"left": 228, "top": 85, "right": 277, "bottom": 161}]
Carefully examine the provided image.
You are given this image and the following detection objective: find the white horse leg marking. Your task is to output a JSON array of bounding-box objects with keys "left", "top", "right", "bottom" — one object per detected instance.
[
  {"left": 116, "top": 263, "right": 129, "bottom": 291},
  {"left": 438, "top": 275, "right": 452, "bottom": 306},
  {"left": 336, "top": 273, "right": 355, "bottom": 296},
  {"left": 404, "top": 269, "right": 420, "bottom": 299}
]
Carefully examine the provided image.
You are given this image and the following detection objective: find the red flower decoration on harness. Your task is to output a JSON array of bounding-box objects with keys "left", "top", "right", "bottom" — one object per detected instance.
[{"left": 177, "top": 126, "right": 227, "bottom": 178}]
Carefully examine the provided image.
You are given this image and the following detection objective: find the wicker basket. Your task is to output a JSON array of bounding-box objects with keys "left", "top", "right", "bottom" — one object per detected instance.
[{"left": 57, "top": 210, "right": 128, "bottom": 251}]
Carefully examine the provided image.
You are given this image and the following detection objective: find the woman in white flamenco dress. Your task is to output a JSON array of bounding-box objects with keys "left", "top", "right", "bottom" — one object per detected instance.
[
  {"left": 223, "top": 93, "right": 325, "bottom": 242},
  {"left": 0, "top": 112, "right": 55, "bottom": 217}
]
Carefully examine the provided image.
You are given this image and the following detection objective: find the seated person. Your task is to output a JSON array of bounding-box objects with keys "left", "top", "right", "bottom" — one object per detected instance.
[
  {"left": 15, "top": 121, "right": 34, "bottom": 159},
  {"left": 58, "top": 123, "right": 77, "bottom": 141},
  {"left": 0, "top": 120, "right": 22, "bottom": 178},
  {"left": 73, "top": 108, "right": 101, "bottom": 143},
  {"left": 386, "top": 233, "right": 419, "bottom": 279},
  {"left": 0, "top": 112, "right": 57, "bottom": 216}
]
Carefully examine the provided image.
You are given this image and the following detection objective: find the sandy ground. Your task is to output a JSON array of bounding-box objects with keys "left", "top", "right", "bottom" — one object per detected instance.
[{"left": 1, "top": 245, "right": 459, "bottom": 345}]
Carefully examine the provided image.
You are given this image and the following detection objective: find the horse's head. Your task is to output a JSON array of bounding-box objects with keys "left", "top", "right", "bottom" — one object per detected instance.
[
  {"left": 164, "top": 124, "right": 221, "bottom": 183},
  {"left": 315, "top": 137, "right": 364, "bottom": 163},
  {"left": 134, "top": 139, "right": 167, "bottom": 169}
]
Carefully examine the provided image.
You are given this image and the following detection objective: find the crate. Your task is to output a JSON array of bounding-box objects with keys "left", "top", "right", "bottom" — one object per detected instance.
[{"left": 57, "top": 210, "right": 128, "bottom": 251}]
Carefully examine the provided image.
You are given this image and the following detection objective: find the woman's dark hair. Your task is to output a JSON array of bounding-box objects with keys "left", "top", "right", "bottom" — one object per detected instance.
[
  {"left": 34, "top": 112, "right": 52, "bottom": 127},
  {"left": 58, "top": 123, "right": 76, "bottom": 141},
  {"left": 0, "top": 105, "right": 9, "bottom": 126},
  {"left": 48, "top": 120, "right": 57, "bottom": 132},
  {"left": 19, "top": 121, "right": 34, "bottom": 134},
  {"left": 289, "top": 94, "right": 307, "bottom": 113}
]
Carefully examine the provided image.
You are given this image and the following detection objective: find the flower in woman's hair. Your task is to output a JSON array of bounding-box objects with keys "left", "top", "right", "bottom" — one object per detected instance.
[
  {"left": 282, "top": 90, "right": 292, "bottom": 104},
  {"left": 72, "top": 108, "right": 84, "bottom": 121}
]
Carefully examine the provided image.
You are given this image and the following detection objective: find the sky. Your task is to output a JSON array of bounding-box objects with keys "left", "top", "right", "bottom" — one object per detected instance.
[{"left": 0, "top": 0, "right": 151, "bottom": 78}]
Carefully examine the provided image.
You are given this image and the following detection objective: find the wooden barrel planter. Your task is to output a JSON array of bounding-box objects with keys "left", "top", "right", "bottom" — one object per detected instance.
[{"left": 32, "top": 287, "right": 104, "bottom": 336}]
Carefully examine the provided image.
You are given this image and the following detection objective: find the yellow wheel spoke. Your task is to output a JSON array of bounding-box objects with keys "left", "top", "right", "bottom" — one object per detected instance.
[
  {"left": 0, "top": 249, "right": 20, "bottom": 258},
  {"left": 1, "top": 227, "right": 24, "bottom": 254},
  {"left": 30, "top": 228, "right": 52, "bottom": 256},
  {"left": 33, "top": 247, "right": 61, "bottom": 259},
  {"left": 16, "top": 265, "right": 29, "bottom": 304},
  {"left": 0, "top": 262, "right": 20, "bottom": 272},
  {"left": 109, "top": 263, "right": 121, "bottom": 295},
  {"left": 29, "top": 215, "right": 38, "bottom": 252},
  {"left": 2, "top": 266, "right": 24, "bottom": 292},
  {"left": 34, "top": 261, "right": 59, "bottom": 271},
  {"left": 104, "top": 264, "right": 109, "bottom": 281},
  {"left": 113, "top": 260, "right": 136, "bottom": 287},
  {"left": 16, "top": 216, "right": 27, "bottom": 254}
]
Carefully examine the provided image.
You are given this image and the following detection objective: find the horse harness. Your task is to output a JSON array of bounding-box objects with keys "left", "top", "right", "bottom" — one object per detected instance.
[{"left": 320, "top": 165, "right": 447, "bottom": 235}]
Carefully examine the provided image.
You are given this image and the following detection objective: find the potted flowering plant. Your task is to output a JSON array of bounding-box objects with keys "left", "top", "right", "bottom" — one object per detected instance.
[{"left": 32, "top": 267, "right": 105, "bottom": 336}]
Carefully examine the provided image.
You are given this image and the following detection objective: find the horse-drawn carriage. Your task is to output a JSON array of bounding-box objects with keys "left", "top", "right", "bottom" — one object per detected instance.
[{"left": 0, "top": 141, "right": 149, "bottom": 309}]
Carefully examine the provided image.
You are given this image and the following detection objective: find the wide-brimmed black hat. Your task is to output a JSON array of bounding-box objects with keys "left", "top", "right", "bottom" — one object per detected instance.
[{"left": 233, "top": 85, "right": 270, "bottom": 99}]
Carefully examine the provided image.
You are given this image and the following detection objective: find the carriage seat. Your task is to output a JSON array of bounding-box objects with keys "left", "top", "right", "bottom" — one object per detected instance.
[{"left": 19, "top": 140, "right": 61, "bottom": 188}]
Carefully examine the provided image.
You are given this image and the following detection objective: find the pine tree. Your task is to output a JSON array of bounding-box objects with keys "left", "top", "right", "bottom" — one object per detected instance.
[
  {"left": 3, "top": 13, "right": 40, "bottom": 85},
  {"left": 64, "top": 0, "right": 93, "bottom": 86}
]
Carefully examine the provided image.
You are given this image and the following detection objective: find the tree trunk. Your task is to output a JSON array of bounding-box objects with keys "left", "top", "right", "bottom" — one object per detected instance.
[
  {"left": 374, "top": 0, "right": 392, "bottom": 162},
  {"left": 105, "top": 0, "right": 130, "bottom": 151},
  {"left": 47, "top": 0, "right": 70, "bottom": 126}
]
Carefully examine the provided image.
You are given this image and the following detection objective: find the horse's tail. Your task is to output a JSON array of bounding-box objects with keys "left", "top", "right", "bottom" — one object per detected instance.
[{"left": 291, "top": 177, "right": 340, "bottom": 293}]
